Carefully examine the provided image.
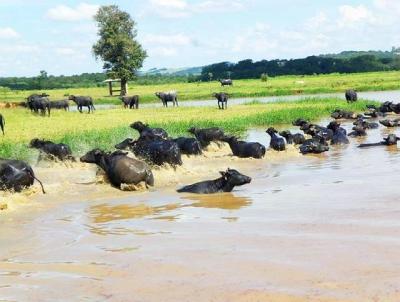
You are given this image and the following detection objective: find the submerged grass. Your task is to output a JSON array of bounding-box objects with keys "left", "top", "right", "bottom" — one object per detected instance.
[
  {"left": 0, "top": 97, "right": 377, "bottom": 162},
  {"left": 1, "top": 71, "right": 399, "bottom": 105}
]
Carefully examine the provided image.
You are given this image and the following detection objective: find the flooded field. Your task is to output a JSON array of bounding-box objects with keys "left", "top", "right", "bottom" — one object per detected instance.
[{"left": 1, "top": 117, "right": 400, "bottom": 301}]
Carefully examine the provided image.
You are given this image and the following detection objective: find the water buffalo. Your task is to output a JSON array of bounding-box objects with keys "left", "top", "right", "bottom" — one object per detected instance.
[
  {"left": 379, "top": 119, "right": 400, "bottom": 128},
  {"left": 266, "top": 127, "right": 285, "bottom": 151},
  {"left": 331, "top": 109, "right": 360, "bottom": 120},
  {"left": 130, "top": 121, "right": 168, "bottom": 140},
  {"left": 50, "top": 100, "right": 69, "bottom": 111},
  {"left": 68, "top": 95, "right": 95, "bottom": 113},
  {"left": 299, "top": 136, "right": 329, "bottom": 154},
  {"left": 29, "top": 139, "right": 74, "bottom": 161},
  {"left": 155, "top": 91, "right": 178, "bottom": 107},
  {"left": 0, "top": 159, "right": 45, "bottom": 193},
  {"left": 353, "top": 118, "right": 379, "bottom": 129},
  {"left": 27, "top": 95, "right": 51, "bottom": 116},
  {"left": 348, "top": 125, "right": 367, "bottom": 137},
  {"left": 213, "top": 92, "right": 228, "bottom": 110},
  {"left": 223, "top": 136, "right": 266, "bottom": 159},
  {"left": 177, "top": 168, "right": 251, "bottom": 194},
  {"left": 345, "top": 89, "right": 357, "bottom": 103},
  {"left": 219, "top": 79, "right": 233, "bottom": 86},
  {"left": 120, "top": 95, "right": 139, "bottom": 109},
  {"left": 292, "top": 118, "right": 309, "bottom": 126},
  {"left": 279, "top": 130, "right": 305, "bottom": 145},
  {"left": 327, "top": 122, "right": 349, "bottom": 145},
  {"left": 80, "top": 149, "right": 154, "bottom": 189},
  {"left": 0, "top": 113, "right": 4, "bottom": 135},
  {"left": 115, "top": 138, "right": 183, "bottom": 167},
  {"left": 172, "top": 137, "right": 202, "bottom": 155},
  {"left": 188, "top": 127, "right": 226, "bottom": 148},
  {"left": 358, "top": 134, "right": 400, "bottom": 148}
]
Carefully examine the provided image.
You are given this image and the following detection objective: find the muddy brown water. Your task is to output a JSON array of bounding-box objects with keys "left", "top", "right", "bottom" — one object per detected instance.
[{"left": 1, "top": 117, "right": 400, "bottom": 301}]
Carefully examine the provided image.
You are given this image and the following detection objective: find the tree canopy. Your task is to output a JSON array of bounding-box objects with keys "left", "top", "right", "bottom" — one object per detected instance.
[{"left": 92, "top": 5, "right": 146, "bottom": 95}]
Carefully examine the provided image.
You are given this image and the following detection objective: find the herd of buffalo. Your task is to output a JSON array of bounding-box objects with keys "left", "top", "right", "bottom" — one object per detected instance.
[{"left": 0, "top": 89, "right": 399, "bottom": 195}]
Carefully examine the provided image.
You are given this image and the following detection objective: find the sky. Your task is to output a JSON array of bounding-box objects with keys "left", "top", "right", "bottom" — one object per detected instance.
[{"left": 0, "top": 0, "right": 399, "bottom": 77}]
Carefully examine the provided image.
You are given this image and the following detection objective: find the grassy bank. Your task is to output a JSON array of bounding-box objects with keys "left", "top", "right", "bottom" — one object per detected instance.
[
  {"left": 0, "top": 71, "right": 399, "bottom": 105},
  {"left": 0, "top": 98, "right": 376, "bottom": 161}
]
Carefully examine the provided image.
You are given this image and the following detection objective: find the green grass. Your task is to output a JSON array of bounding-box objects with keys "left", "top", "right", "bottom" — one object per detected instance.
[
  {"left": 0, "top": 71, "right": 399, "bottom": 105},
  {"left": 0, "top": 98, "right": 377, "bottom": 161}
]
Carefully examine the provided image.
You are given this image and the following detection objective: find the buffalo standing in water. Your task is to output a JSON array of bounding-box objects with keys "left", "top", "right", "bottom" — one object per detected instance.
[
  {"left": 177, "top": 169, "right": 251, "bottom": 194},
  {"left": 345, "top": 89, "right": 357, "bottom": 103},
  {"left": 80, "top": 149, "right": 154, "bottom": 189},
  {"left": 0, "top": 159, "right": 45, "bottom": 193}
]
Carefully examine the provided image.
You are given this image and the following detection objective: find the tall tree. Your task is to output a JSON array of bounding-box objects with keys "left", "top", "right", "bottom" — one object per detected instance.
[{"left": 93, "top": 5, "right": 146, "bottom": 95}]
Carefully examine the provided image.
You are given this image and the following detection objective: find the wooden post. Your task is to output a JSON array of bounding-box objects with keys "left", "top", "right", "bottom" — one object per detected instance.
[{"left": 108, "top": 82, "right": 113, "bottom": 96}]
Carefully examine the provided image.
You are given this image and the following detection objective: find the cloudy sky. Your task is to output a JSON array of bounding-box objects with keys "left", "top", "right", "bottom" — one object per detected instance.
[{"left": 0, "top": 0, "right": 399, "bottom": 77}]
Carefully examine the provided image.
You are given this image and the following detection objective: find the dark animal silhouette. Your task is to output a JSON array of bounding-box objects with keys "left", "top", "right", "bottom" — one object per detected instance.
[
  {"left": 29, "top": 139, "right": 74, "bottom": 161},
  {"left": 68, "top": 95, "right": 95, "bottom": 113},
  {"left": 266, "top": 127, "right": 285, "bottom": 151},
  {"left": 172, "top": 137, "right": 202, "bottom": 155},
  {"left": 177, "top": 169, "right": 251, "bottom": 194},
  {"left": 345, "top": 89, "right": 357, "bottom": 103},
  {"left": 50, "top": 100, "right": 69, "bottom": 111},
  {"left": 223, "top": 136, "right": 266, "bottom": 159},
  {"left": 299, "top": 136, "right": 329, "bottom": 154},
  {"left": 219, "top": 79, "right": 233, "bottom": 86},
  {"left": 80, "top": 149, "right": 154, "bottom": 189},
  {"left": 188, "top": 127, "right": 226, "bottom": 148},
  {"left": 155, "top": 91, "right": 178, "bottom": 107},
  {"left": 327, "top": 121, "right": 349, "bottom": 145},
  {"left": 213, "top": 92, "right": 228, "bottom": 110},
  {"left": 279, "top": 130, "right": 305, "bottom": 145},
  {"left": 379, "top": 119, "right": 400, "bottom": 128},
  {"left": 120, "top": 95, "right": 139, "bottom": 109},
  {"left": 27, "top": 95, "right": 51, "bottom": 116},
  {"left": 358, "top": 134, "right": 400, "bottom": 148},
  {"left": 130, "top": 121, "right": 168, "bottom": 140},
  {"left": 0, "top": 159, "right": 45, "bottom": 193},
  {"left": 0, "top": 113, "right": 4, "bottom": 135}
]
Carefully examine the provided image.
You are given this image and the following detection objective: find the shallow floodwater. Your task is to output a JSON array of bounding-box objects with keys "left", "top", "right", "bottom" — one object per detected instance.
[{"left": 1, "top": 117, "right": 400, "bottom": 301}]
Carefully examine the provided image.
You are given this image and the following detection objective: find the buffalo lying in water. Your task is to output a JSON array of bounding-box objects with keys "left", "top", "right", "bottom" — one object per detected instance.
[
  {"left": 177, "top": 168, "right": 251, "bottom": 194},
  {"left": 80, "top": 149, "right": 154, "bottom": 189},
  {"left": 358, "top": 134, "right": 400, "bottom": 148},
  {"left": 29, "top": 139, "right": 74, "bottom": 161},
  {"left": 0, "top": 159, "right": 45, "bottom": 193}
]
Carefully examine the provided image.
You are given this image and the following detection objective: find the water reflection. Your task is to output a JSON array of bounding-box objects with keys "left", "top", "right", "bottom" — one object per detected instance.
[{"left": 184, "top": 193, "right": 252, "bottom": 210}]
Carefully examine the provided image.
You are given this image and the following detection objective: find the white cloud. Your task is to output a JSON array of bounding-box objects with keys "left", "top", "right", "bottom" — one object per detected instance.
[
  {"left": 151, "top": 47, "right": 178, "bottom": 57},
  {"left": 0, "top": 27, "right": 19, "bottom": 39},
  {"left": 338, "top": 5, "right": 376, "bottom": 27},
  {"left": 47, "top": 3, "right": 99, "bottom": 22},
  {"left": 55, "top": 47, "right": 77, "bottom": 56}
]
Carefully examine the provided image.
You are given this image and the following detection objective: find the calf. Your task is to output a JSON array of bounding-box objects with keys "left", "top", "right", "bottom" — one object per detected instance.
[
  {"left": 68, "top": 95, "right": 95, "bottom": 113},
  {"left": 177, "top": 168, "right": 251, "bottom": 194},
  {"left": 29, "top": 138, "right": 74, "bottom": 161},
  {"left": 213, "top": 92, "right": 228, "bottom": 110},
  {"left": 120, "top": 95, "right": 139, "bottom": 109},
  {"left": 188, "top": 127, "right": 226, "bottom": 148},
  {"left": 224, "top": 136, "right": 265, "bottom": 159},
  {"left": 130, "top": 121, "right": 168, "bottom": 140},
  {"left": 80, "top": 149, "right": 154, "bottom": 189}
]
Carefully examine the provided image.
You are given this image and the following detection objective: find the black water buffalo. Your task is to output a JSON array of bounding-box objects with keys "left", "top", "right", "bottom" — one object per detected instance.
[
  {"left": 0, "top": 159, "right": 45, "bottom": 193},
  {"left": 345, "top": 89, "right": 357, "bottom": 103},
  {"left": 379, "top": 119, "right": 400, "bottom": 128},
  {"left": 120, "top": 95, "right": 139, "bottom": 109},
  {"left": 0, "top": 113, "right": 4, "bottom": 135},
  {"left": 353, "top": 118, "right": 379, "bottom": 129},
  {"left": 68, "top": 95, "right": 95, "bottom": 113},
  {"left": 172, "top": 137, "right": 202, "bottom": 155},
  {"left": 130, "top": 121, "right": 168, "bottom": 140},
  {"left": 331, "top": 109, "right": 360, "bottom": 120},
  {"left": 299, "top": 136, "right": 329, "bottom": 154},
  {"left": 155, "top": 91, "right": 178, "bottom": 107},
  {"left": 213, "top": 92, "right": 228, "bottom": 110},
  {"left": 188, "top": 127, "right": 226, "bottom": 148},
  {"left": 224, "top": 136, "right": 265, "bottom": 159},
  {"left": 327, "top": 122, "right": 349, "bottom": 145},
  {"left": 358, "top": 134, "right": 400, "bottom": 148},
  {"left": 115, "top": 138, "right": 182, "bottom": 167},
  {"left": 279, "top": 130, "right": 305, "bottom": 145},
  {"left": 80, "top": 149, "right": 154, "bottom": 189},
  {"left": 348, "top": 125, "right": 367, "bottom": 137},
  {"left": 219, "top": 79, "right": 233, "bottom": 86},
  {"left": 27, "top": 95, "right": 51, "bottom": 116},
  {"left": 292, "top": 118, "right": 309, "bottom": 126},
  {"left": 50, "top": 100, "right": 69, "bottom": 111},
  {"left": 29, "top": 138, "right": 74, "bottom": 161},
  {"left": 266, "top": 127, "right": 285, "bottom": 151},
  {"left": 177, "top": 168, "right": 251, "bottom": 194}
]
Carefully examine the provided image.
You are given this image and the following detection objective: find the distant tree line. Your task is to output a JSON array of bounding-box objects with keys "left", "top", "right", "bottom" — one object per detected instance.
[{"left": 198, "top": 54, "right": 400, "bottom": 81}]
